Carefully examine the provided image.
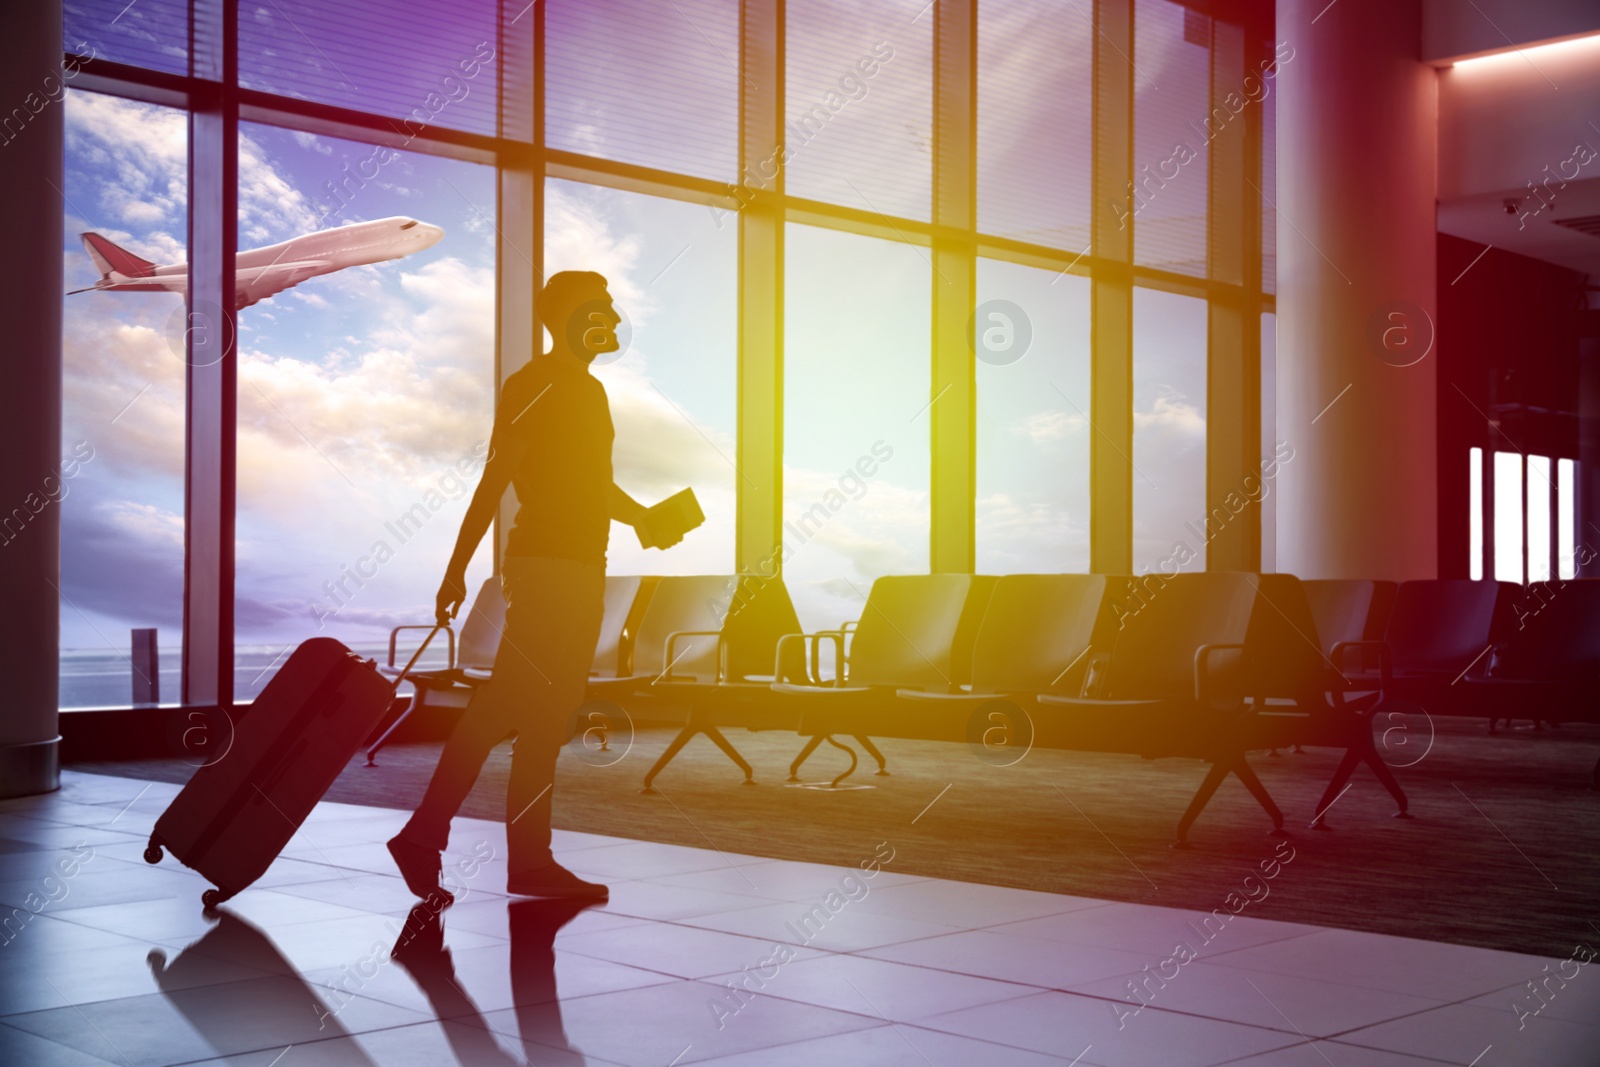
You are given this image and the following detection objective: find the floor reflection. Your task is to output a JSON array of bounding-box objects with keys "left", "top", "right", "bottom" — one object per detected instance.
[
  {"left": 148, "top": 908, "right": 382, "bottom": 1064},
  {"left": 393, "top": 898, "right": 598, "bottom": 1065},
  {"left": 149, "top": 899, "right": 601, "bottom": 1065}
]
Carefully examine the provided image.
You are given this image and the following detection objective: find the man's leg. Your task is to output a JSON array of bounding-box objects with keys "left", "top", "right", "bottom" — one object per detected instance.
[
  {"left": 399, "top": 679, "right": 521, "bottom": 852},
  {"left": 390, "top": 671, "right": 523, "bottom": 900},
  {"left": 501, "top": 559, "right": 606, "bottom": 894}
]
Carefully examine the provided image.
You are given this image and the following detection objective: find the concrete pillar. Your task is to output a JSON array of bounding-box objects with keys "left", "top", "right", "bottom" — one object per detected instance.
[
  {"left": 1275, "top": 0, "right": 1438, "bottom": 580},
  {"left": 0, "top": 0, "right": 63, "bottom": 796}
]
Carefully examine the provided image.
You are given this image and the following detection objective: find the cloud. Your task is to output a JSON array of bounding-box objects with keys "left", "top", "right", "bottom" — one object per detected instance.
[
  {"left": 1134, "top": 392, "right": 1206, "bottom": 439},
  {"left": 60, "top": 496, "right": 185, "bottom": 633},
  {"left": 291, "top": 130, "right": 333, "bottom": 156},
  {"left": 65, "top": 92, "right": 186, "bottom": 231},
  {"left": 1019, "top": 409, "right": 1086, "bottom": 446}
]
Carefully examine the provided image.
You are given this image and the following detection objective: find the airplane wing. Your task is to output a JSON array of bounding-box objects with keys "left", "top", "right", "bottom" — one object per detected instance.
[{"left": 234, "top": 260, "right": 331, "bottom": 310}]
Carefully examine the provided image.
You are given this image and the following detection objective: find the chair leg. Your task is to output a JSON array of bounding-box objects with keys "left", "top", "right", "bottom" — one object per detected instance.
[
  {"left": 854, "top": 735, "right": 889, "bottom": 775},
  {"left": 822, "top": 736, "right": 860, "bottom": 787},
  {"left": 701, "top": 725, "right": 756, "bottom": 784},
  {"left": 1231, "top": 756, "right": 1286, "bottom": 834},
  {"left": 1361, "top": 745, "right": 1410, "bottom": 817},
  {"left": 1310, "top": 748, "right": 1362, "bottom": 829},
  {"left": 640, "top": 726, "right": 701, "bottom": 793},
  {"left": 1174, "top": 760, "right": 1232, "bottom": 848},
  {"left": 788, "top": 735, "right": 826, "bottom": 781}
]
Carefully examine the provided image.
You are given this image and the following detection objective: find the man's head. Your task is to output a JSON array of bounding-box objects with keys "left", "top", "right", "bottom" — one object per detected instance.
[{"left": 539, "top": 270, "right": 620, "bottom": 363}]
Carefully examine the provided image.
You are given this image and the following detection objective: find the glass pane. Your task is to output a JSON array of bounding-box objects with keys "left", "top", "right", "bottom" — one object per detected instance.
[
  {"left": 1132, "top": 0, "right": 1210, "bottom": 276},
  {"left": 65, "top": 0, "right": 189, "bottom": 76},
  {"left": 785, "top": 0, "right": 933, "bottom": 221},
  {"left": 1260, "top": 311, "right": 1277, "bottom": 572},
  {"left": 1493, "top": 451, "right": 1523, "bottom": 584},
  {"left": 546, "top": 0, "right": 739, "bottom": 180},
  {"left": 785, "top": 223, "right": 930, "bottom": 631},
  {"left": 238, "top": 0, "right": 502, "bottom": 137},
  {"left": 1262, "top": 82, "right": 1277, "bottom": 294},
  {"left": 975, "top": 259, "right": 1090, "bottom": 573},
  {"left": 1559, "top": 457, "right": 1576, "bottom": 579},
  {"left": 1133, "top": 287, "right": 1207, "bottom": 574},
  {"left": 1469, "top": 447, "right": 1483, "bottom": 581},
  {"left": 59, "top": 91, "right": 188, "bottom": 709},
  {"left": 977, "top": 0, "right": 1092, "bottom": 251},
  {"left": 1528, "top": 455, "right": 1551, "bottom": 582},
  {"left": 233, "top": 122, "right": 498, "bottom": 700},
  {"left": 544, "top": 179, "right": 737, "bottom": 577}
]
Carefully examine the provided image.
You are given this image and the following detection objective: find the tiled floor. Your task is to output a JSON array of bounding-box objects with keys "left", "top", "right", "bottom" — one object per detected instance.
[{"left": 0, "top": 771, "right": 1594, "bottom": 1066}]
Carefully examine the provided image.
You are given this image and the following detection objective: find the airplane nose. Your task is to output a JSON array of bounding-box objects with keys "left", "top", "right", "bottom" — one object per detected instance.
[{"left": 418, "top": 222, "right": 444, "bottom": 245}]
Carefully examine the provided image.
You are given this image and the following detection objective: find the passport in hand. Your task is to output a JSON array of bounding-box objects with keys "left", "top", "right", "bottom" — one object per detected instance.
[{"left": 636, "top": 488, "right": 704, "bottom": 549}]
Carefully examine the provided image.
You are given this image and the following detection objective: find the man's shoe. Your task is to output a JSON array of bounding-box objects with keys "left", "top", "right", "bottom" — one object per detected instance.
[
  {"left": 507, "top": 861, "right": 608, "bottom": 900},
  {"left": 388, "top": 835, "right": 455, "bottom": 905}
]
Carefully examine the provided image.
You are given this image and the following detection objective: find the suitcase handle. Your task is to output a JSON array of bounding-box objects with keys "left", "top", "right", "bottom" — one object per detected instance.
[{"left": 389, "top": 625, "right": 446, "bottom": 694}]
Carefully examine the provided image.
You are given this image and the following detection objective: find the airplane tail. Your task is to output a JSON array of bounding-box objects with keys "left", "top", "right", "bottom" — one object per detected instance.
[{"left": 81, "top": 232, "right": 157, "bottom": 280}]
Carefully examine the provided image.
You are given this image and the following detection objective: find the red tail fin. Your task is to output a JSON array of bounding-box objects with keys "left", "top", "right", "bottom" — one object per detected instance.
[{"left": 81, "top": 232, "right": 157, "bottom": 278}]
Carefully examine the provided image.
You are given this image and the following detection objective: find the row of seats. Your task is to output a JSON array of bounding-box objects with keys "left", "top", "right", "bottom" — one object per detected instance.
[{"left": 371, "top": 572, "right": 1600, "bottom": 844}]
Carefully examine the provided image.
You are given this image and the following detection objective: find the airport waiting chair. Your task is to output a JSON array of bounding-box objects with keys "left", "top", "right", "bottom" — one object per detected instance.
[
  {"left": 366, "top": 577, "right": 505, "bottom": 764},
  {"left": 584, "top": 574, "right": 649, "bottom": 681},
  {"left": 630, "top": 573, "right": 813, "bottom": 791},
  {"left": 585, "top": 575, "right": 736, "bottom": 699},
  {"left": 842, "top": 574, "right": 1109, "bottom": 748},
  {"left": 1464, "top": 580, "right": 1600, "bottom": 761},
  {"left": 585, "top": 575, "right": 748, "bottom": 786},
  {"left": 1277, "top": 579, "right": 1395, "bottom": 756},
  {"left": 1032, "top": 572, "right": 1271, "bottom": 846},
  {"left": 772, "top": 575, "right": 996, "bottom": 785},
  {"left": 1238, "top": 575, "right": 1410, "bottom": 829},
  {"left": 368, "top": 575, "right": 648, "bottom": 765},
  {"left": 1304, "top": 580, "right": 1384, "bottom": 656},
  {"left": 1357, "top": 579, "right": 1515, "bottom": 719}
]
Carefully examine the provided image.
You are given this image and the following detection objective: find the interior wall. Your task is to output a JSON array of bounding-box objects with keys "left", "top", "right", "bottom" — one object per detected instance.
[
  {"left": 1435, "top": 233, "right": 1588, "bottom": 578},
  {"left": 1423, "top": 0, "right": 1600, "bottom": 63}
]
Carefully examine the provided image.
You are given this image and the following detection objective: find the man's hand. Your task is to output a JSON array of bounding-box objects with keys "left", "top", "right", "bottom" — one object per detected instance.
[{"left": 436, "top": 570, "right": 468, "bottom": 627}]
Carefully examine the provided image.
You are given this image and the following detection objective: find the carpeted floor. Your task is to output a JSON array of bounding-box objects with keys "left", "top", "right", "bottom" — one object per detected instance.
[{"left": 75, "top": 715, "right": 1600, "bottom": 959}]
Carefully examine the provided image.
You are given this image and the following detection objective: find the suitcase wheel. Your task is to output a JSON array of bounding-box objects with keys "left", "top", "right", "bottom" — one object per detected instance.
[
  {"left": 143, "top": 843, "right": 163, "bottom": 864},
  {"left": 201, "top": 888, "right": 225, "bottom": 910}
]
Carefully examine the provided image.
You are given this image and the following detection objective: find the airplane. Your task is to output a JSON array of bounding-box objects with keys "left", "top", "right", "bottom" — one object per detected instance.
[{"left": 68, "top": 216, "right": 445, "bottom": 310}]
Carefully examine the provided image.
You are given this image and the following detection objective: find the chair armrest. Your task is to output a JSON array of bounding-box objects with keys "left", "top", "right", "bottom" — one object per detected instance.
[
  {"left": 776, "top": 631, "right": 847, "bottom": 686},
  {"left": 1331, "top": 640, "right": 1392, "bottom": 691},
  {"left": 389, "top": 624, "right": 454, "bottom": 670},
  {"left": 1195, "top": 643, "right": 1246, "bottom": 703},
  {"left": 1078, "top": 651, "right": 1112, "bottom": 698},
  {"left": 663, "top": 630, "right": 726, "bottom": 683}
]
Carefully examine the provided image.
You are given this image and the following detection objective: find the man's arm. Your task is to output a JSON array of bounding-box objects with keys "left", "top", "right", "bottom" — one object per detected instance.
[
  {"left": 610, "top": 484, "right": 647, "bottom": 526},
  {"left": 436, "top": 434, "right": 527, "bottom": 625}
]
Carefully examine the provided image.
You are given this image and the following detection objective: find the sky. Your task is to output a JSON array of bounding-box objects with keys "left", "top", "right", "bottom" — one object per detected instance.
[{"left": 55, "top": 0, "right": 1242, "bottom": 698}]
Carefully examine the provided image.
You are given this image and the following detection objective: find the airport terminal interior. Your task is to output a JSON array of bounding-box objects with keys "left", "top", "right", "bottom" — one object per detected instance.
[{"left": 3, "top": 0, "right": 1600, "bottom": 1064}]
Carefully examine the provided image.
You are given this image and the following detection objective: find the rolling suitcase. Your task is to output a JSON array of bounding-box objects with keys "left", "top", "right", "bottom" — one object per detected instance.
[{"left": 145, "top": 630, "right": 442, "bottom": 908}]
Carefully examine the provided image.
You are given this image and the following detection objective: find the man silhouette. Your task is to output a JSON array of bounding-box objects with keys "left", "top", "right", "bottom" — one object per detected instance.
[{"left": 388, "top": 271, "right": 674, "bottom": 902}]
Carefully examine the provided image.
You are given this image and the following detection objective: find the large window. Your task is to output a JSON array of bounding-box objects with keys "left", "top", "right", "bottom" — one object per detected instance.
[
  {"left": 785, "top": 0, "right": 933, "bottom": 221},
  {"left": 59, "top": 92, "right": 188, "bottom": 709},
  {"left": 1133, "top": 0, "right": 1212, "bottom": 277},
  {"left": 977, "top": 0, "right": 1093, "bottom": 251},
  {"left": 975, "top": 259, "right": 1091, "bottom": 573},
  {"left": 57, "top": 0, "right": 1276, "bottom": 710},
  {"left": 545, "top": 180, "right": 737, "bottom": 578},
  {"left": 1132, "top": 287, "right": 1208, "bottom": 574},
  {"left": 784, "top": 223, "right": 930, "bottom": 630},
  {"left": 546, "top": 0, "right": 739, "bottom": 180},
  {"left": 231, "top": 123, "right": 498, "bottom": 699}
]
